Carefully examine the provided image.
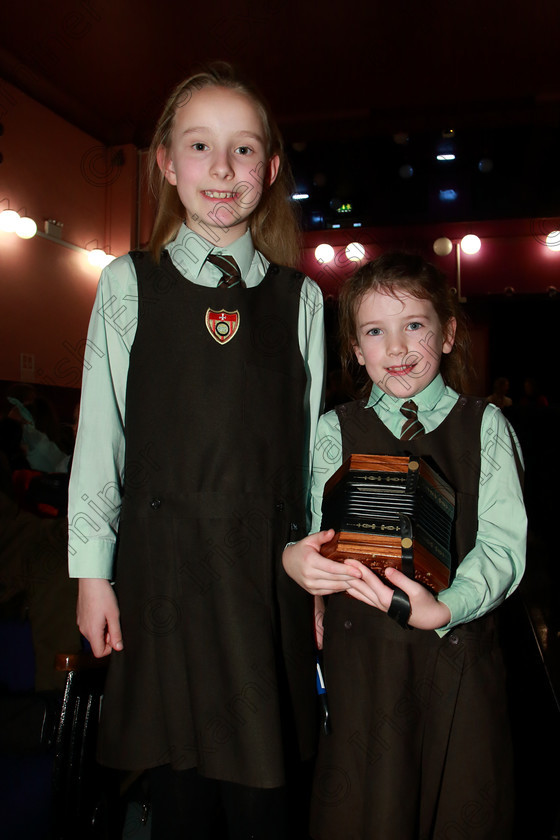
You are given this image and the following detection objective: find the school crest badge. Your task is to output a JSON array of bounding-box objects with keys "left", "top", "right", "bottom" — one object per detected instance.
[{"left": 205, "top": 308, "right": 240, "bottom": 345}]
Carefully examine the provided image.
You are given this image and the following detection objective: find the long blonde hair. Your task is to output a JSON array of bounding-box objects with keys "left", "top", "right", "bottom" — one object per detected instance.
[{"left": 147, "top": 62, "right": 301, "bottom": 266}]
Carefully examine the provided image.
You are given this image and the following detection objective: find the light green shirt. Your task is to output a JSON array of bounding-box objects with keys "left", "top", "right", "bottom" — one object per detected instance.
[
  {"left": 311, "top": 374, "right": 527, "bottom": 635},
  {"left": 68, "top": 225, "right": 325, "bottom": 578}
]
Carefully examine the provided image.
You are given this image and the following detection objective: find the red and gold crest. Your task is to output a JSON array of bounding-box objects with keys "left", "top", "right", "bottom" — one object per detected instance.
[{"left": 205, "top": 308, "right": 240, "bottom": 345}]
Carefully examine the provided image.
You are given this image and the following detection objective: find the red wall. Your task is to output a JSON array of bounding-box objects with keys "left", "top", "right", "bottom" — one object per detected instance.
[
  {"left": 301, "top": 219, "right": 560, "bottom": 298},
  {"left": 300, "top": 220, "right": 560, "bottom": 399},
  {"left": 0, "top": 79, "right": 138, "bottom": 385}
]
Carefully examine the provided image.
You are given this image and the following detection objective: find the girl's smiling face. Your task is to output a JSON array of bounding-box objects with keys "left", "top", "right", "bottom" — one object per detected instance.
[
  {"left": 352, "top": 289, "right": 456, "bottom": 399},
  {"left": 158, "top": 86, "right": 279, "bottom": 246}
]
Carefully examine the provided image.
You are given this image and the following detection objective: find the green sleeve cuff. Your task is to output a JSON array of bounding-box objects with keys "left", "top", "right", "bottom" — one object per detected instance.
[{"left": 68, "top": 537, "right": 115, "bottom": 580}]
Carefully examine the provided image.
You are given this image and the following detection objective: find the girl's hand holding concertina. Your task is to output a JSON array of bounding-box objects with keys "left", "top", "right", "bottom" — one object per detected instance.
[
  {"left": 344, "top": 560, "right": 452, "bottom": 631},
  {"left": 282, "top": 530, "right": 362, "bottom": 596}
]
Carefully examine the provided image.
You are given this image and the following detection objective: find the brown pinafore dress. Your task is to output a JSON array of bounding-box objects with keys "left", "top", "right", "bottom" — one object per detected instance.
[
  {"left": 310, "top": 396, "right": 514, "bottom": 840},
  {"left": 97, "top": 251, "right": 318, "bottom": 788}
]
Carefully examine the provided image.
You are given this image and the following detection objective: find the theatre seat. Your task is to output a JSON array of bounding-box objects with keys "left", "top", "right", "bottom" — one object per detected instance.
[{"left": 50, "top": 651, "right": 120, "bottom": 839}]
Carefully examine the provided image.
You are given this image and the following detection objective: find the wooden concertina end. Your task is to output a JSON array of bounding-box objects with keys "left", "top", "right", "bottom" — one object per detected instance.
[{"left": 319, "top": 454, "right": 456, "bottom": 593}]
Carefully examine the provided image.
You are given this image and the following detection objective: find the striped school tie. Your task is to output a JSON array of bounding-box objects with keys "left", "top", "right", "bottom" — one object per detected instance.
[
  {"left": 207, "top": 253, "right": 245, "bottom": 288},
  {"left": 400, "top": 400, "right": 425, "bottom": 440}
]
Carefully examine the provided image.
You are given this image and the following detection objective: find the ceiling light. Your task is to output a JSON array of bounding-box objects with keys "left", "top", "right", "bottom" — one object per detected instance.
[
  {"left": 16, "top": 216, "right": 38, "bottom": 239},
  {"left": 315, "top": 244, "right": 335, "bottom": 263},
  {"left": 88, "top": 248, "right": 109, "bottom": 267},
  {"left": 433, "top": 237, "right": 453, "bottom": 256},
  {"left": 436, "top": 137, "right": 456, "bottom": 162},
  {"left": 345, "top": 242, "right": 365, "bottom": 262},
  {"left": 0, "top": 209, "right": 20, "bottom": 232},
  {"left": 545, "top": 231, "right": 560, "bottom": 251},
  {"left": 460, "top": 234, "right": 481, "bottom": 255}
]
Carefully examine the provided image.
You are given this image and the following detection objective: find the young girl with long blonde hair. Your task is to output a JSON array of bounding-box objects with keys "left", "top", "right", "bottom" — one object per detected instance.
[{"left": 69, "top": 62, "right": 324, "bottom": 839}]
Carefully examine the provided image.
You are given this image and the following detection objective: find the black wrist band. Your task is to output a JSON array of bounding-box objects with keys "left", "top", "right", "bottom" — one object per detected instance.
[{"left": 387, "top": 587, "right": 412, "bottom": 629}]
